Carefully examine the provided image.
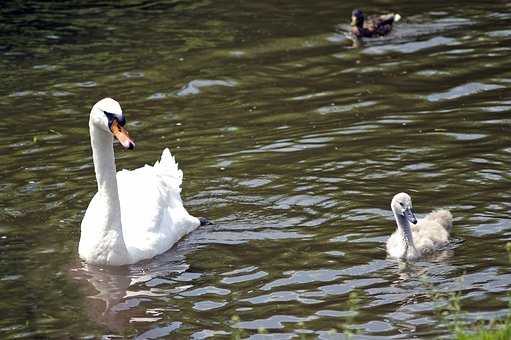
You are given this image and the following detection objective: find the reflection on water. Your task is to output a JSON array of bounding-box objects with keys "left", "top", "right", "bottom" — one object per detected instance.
[
  {"left": 1, "top": 0, "right": 511, "bottom": 338},
  {"left": 426, "top": 82, "right": 505, "bottom": 102},
  {"left": 71, "top": 264, "right": 132, "bottom": 332}
]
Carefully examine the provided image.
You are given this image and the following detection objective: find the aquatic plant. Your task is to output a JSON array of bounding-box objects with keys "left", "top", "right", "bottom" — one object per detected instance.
[
  {"left": 419, "top": 243, "right": 511, "bottom": 339},
  {"left": 454, "top": 243, "right": 511, "bottom": 339},
  {"left": 456, "top": 320, "right": 511, "bottom": 340}
]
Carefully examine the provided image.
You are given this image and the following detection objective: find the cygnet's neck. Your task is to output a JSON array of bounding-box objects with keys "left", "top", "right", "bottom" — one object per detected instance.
[{"left": 392, "top": 207, "right": 417, "bottom": 258}]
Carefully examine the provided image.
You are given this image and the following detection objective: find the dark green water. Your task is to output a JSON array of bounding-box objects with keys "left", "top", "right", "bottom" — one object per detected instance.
[{"left": 1, "top": 0, "right": 511, "bottom": 338}]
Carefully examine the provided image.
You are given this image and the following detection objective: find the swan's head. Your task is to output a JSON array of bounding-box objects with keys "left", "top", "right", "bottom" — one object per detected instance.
[
  {"left": 351, "top": 9, "right": 364, "bottom": 27},
  {"left": 90, "top": 98, "right": 135, "bottom": 150},
  {"left": 391, "top": 192, "right": 417, "bottom": 224}
]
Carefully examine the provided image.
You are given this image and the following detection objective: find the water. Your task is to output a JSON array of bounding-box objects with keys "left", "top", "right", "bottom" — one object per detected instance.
[{"left": 1, "top": 0, "right": 511, "bottom": 338}]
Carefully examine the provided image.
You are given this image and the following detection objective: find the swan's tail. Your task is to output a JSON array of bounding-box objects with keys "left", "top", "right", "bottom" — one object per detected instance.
[
  {"left": 425, "top": 209, "right": 453, "bottom": 232},
  {"left": 154, "top": 148, "right": 199, "bottom": 230},
  {"left": 154, "top": 148, "right": 183, "bottom": 193}
]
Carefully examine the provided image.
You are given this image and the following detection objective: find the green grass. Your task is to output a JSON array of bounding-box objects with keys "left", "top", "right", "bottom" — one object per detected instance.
[
  {"left": 456, "top": 320, "right": 511, "bottom": 340},
  {"left": 454, "top": 242, "right": 511, "bottom": 339}
]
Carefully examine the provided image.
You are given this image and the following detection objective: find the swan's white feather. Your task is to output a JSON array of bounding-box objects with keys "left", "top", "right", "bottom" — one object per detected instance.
[
  {"left": 80, "top": 99, "right": 201, "bottom": 266},
  {"left": 80, "top": 194, "right": 129, "bottom": 265},
  {"left": 116, "top": 148, "right": 200, "bottom": 263}
]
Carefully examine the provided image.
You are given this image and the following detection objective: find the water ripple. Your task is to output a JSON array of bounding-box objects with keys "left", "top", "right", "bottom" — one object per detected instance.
[
  {"left": 363, "top": 36, "right": 459, "bottom": 55},
  {"left": 427, "top": 82, "right": 505, "bottom": 102},
  {"left": 1, "top": 1, "right": 511, "bottom": 339}
]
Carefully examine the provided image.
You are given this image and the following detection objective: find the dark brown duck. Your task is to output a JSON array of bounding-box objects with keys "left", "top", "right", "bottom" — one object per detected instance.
[{"left": 351, "top": 9, "right": 401, "bottom": 38}]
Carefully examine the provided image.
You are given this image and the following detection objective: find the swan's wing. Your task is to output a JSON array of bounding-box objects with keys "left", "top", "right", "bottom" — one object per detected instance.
[
  {"left": 153, "top": 147, "right": 183, "bottom": 199},
  {"left": 116, "top": 148, "right": 199, "bottom": 262},
  {"left": 154, "top": 148, "right": 200, "bottom": 230}
]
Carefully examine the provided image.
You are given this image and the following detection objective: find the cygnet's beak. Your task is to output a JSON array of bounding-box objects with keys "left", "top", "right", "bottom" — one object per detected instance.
[
  {"left": 110, "top": 119, "right": 135, "bottom": 150},
  {"left": 404, "top": 207, "right": 417, "bottom": 224},
  {"left": 351, "top": 16, "right": 357, "bottom": 26}
]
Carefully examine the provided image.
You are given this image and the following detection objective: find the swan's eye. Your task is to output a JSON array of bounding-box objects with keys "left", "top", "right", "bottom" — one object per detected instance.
[
  {"left": 104, "top": 111, "right": 116, "bottom": 129},
  {"left": 104, "top": 111, "right": 115, "bottom": 120},
  {"left": 399, "top": 202, "right": 404, "bottom": 207},
  {"left": 103, "top": 111, "right": 126, "bottom": 128}
]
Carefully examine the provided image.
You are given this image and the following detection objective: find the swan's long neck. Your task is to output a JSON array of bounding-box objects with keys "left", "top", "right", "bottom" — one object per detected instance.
[
  {"left": 393, "top": 208, "right": 417, "bottom": 258},
  {"left": 91, "top": 124, "right": 119, "bottom": 207},
  {"left": 86, "top": 121, "right": 129, "bottom": 263}
]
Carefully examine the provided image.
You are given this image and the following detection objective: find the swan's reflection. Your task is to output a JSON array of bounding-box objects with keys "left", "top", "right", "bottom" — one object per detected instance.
[
  {"left": 71, "top": 263, "right": 132, "bottom": 331},
  {"left": 70, "top": 242, "right": 198, "bottom": 332}
]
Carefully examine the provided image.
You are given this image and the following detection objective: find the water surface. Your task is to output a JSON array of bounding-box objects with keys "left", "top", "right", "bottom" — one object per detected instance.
[{"left": 1, "top": 0, "right": 511, "bottom": 338}]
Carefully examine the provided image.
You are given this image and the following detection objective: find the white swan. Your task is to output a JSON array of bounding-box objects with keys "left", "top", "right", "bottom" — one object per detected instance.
[
  {"left": 79, "top": 98, "right": 205, "bottom": 266},
  {"left": 386, "top": 192, "right": 453, "bottom": 260}
]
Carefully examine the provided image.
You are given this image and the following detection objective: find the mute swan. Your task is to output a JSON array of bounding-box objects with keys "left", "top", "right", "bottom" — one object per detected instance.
[
  {"left": 351, "top": 9, "right": 401, "bottom": 38},
  {"left": 79, "top": 98, "right": 207, "bottom": 266},
  {"left": 386, "top": 192, "right": 452, "bottom": 260}
]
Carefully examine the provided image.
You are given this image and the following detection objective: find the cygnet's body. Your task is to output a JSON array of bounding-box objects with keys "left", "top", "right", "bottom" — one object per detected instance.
[{"left": 386, "top": 193, "right": 452, "bottom": 260}]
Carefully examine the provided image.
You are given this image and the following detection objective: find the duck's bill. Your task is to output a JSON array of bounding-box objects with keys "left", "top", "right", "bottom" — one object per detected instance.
[
  {"left": 111, "top": 119, "right": 135, "bottom": 150},
  {"left": 404, "top": 208, "right": 417, "bottom": 225}
]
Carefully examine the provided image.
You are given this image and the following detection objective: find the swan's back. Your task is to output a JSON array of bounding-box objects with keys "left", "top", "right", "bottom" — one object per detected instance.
[
  {"left": 117, "top": 148, "right": 199, "bottom": 263},
  {"left": 411, "top": 209, "right": 452, "bottom": 254}
]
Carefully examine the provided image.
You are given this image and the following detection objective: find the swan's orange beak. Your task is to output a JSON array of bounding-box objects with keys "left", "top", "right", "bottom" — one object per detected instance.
[{"left": 110, "top": 119, "right": 135, "bottom": 150}]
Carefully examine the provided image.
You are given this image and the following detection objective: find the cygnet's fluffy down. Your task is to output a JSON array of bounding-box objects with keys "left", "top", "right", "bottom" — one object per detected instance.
[{"left": 386, "top": 193, "right": 453, "bottom": 260}]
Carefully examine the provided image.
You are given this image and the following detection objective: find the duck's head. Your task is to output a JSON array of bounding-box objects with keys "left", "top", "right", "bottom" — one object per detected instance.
[
  {"left": 351, "top": 9, "right": 364, "bottom": 27},
  {"left": 90, "top": 98, "right": 135, "bottom": 150},
  {"left": 391, "top": 192, "right": 417, "bottom": 224}
]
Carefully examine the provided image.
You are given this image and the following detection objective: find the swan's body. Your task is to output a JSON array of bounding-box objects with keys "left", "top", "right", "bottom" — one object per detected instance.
[
  {"left": 79, "top": 98, "right": 201, "bottom": 266},
  {"left": 386, "top": 193, "right": 452, "bottom": 260}
]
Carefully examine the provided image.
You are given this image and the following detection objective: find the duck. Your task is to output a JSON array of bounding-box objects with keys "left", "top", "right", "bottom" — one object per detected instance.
[
  {"left": 351, "top": 9, "right": 401, "bottom": 38},
  {"left": 386, "top": 192, "right": 452, "bottom": 260},
  {"left": 79, "top": 98, "right": 208, "bottom": 266}
]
